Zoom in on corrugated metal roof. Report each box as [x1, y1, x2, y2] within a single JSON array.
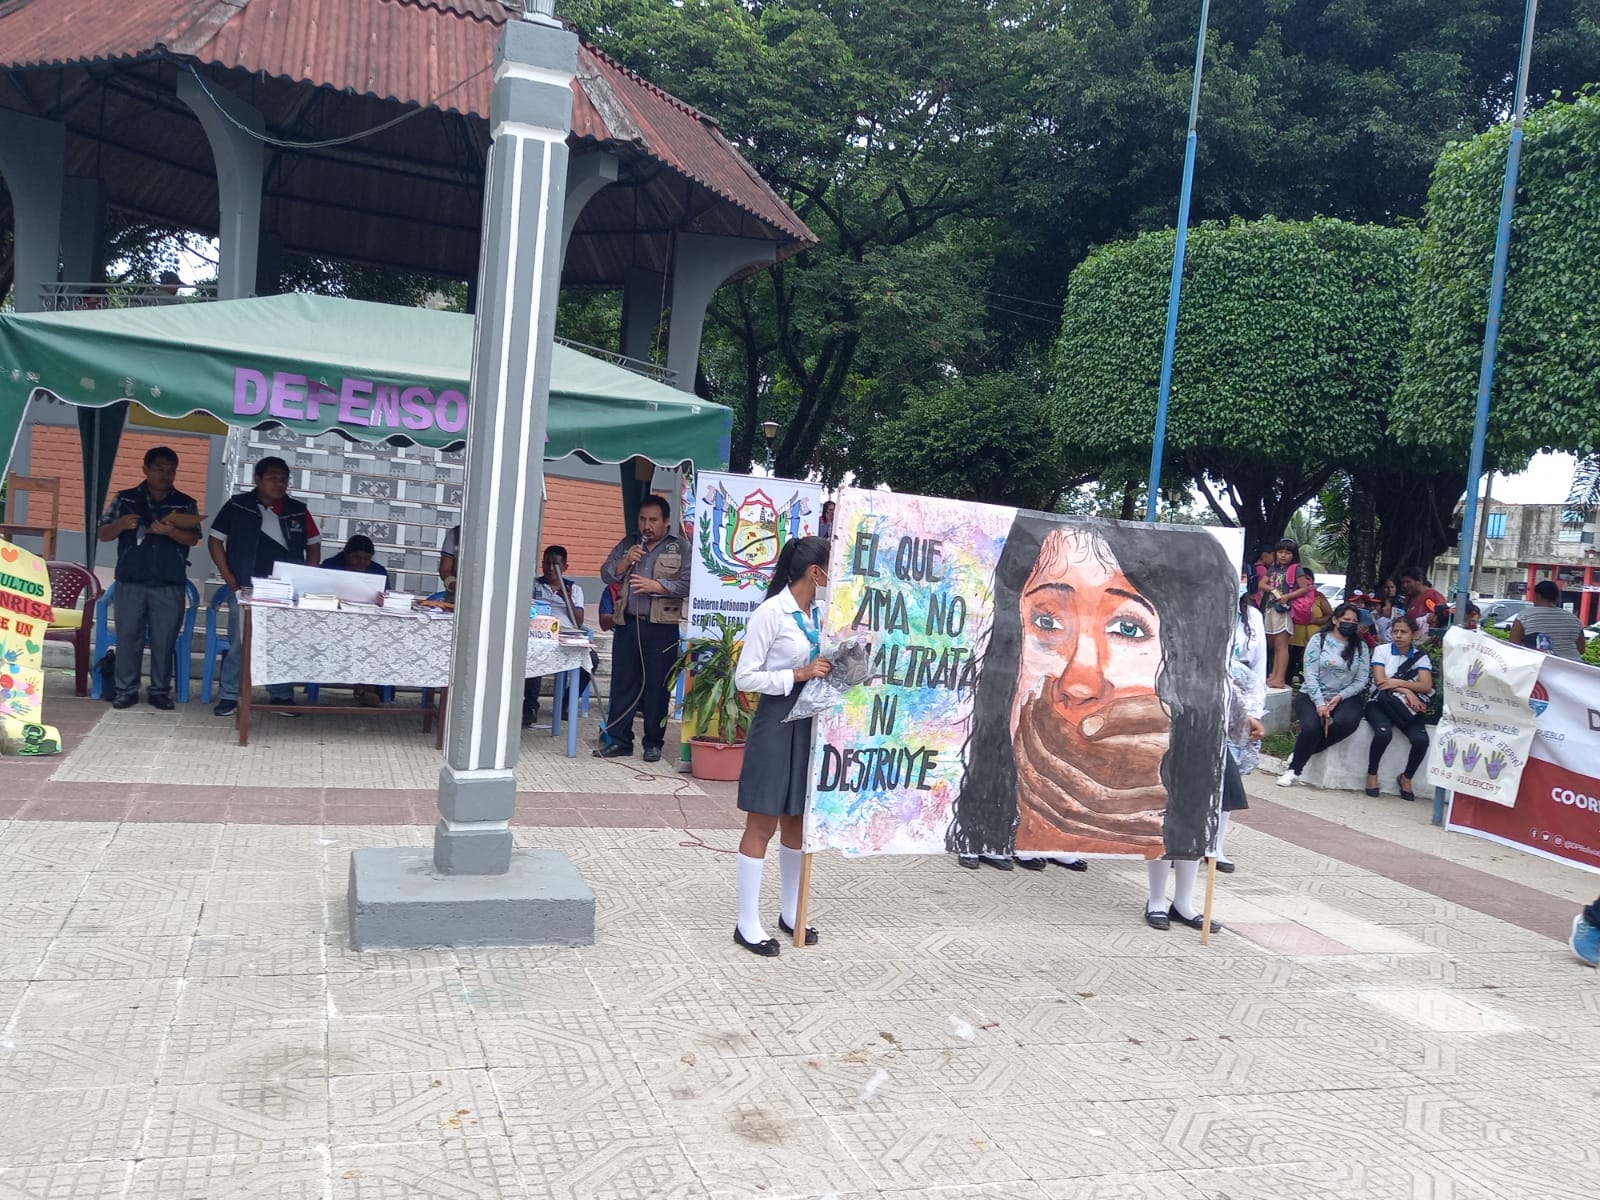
[[0, 0, 814, 254]]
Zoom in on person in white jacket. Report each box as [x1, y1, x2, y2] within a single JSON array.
[[1217, 581, 1267, 871]]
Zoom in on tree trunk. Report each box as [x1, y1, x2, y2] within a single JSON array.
[[1366, 468, 1466, 586], [1345, 482, 1377, 591], [1119, 479, 1138, 521]]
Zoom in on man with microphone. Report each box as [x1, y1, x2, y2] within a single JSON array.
[[597, 495, 689, 761]]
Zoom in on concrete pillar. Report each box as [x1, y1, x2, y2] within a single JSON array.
[[348, 10, 594, 951], [1525, 562, 1538, 596], [59, 178, 107, 287], [665, 233, 775, 392], [619, 267, 667, 364], [431, 16, 582, 875], [0, 111, 65, 313], [560, 153, 618, 264], [176, 72, 264, 299]]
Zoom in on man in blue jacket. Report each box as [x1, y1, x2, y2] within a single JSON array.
[[97, 446, 201, 709], [207, 456, 321, 716]]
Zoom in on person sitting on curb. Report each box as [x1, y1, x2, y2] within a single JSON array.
[[1277, 603, 1371, 787]]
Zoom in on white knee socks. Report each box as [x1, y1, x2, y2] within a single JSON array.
[[736, 853, 768, 943], [1171, 858, 1201, 920], [779, 845, 803, 929], [1145, 859, 1171, 913], [1214, 811, 1233, 864]]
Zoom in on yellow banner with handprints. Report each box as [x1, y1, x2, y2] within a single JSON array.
[[0, 537, 63, 755]]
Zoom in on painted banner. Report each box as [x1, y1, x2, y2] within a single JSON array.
[[687, 472, 823, 639], [1426, 628, 1544, 805], [1448, 654, 1600, 874], [0, 538, 63, 755], [803, 489, 1240, 859]]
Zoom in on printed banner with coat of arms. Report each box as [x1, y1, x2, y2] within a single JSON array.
[[687, 471, 823, 639]]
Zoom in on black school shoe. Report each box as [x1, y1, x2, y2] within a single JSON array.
[[734, 927, 780, 957], [595, 743, 633, 758], [111, 694, 139, 709], [148, 694, 175, 711], [1168, 905, 1224, 934], [642, 746, 663, 763], [1014, 856, 1048, 871], [957, 855, 980, 869], [778, 916, 818, 945], [1144, 908, 1171, 930]]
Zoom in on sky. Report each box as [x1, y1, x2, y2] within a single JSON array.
[[1481, 451, 1578, 505]]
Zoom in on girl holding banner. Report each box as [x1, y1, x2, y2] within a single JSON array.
[[730, 536, 834, 957]]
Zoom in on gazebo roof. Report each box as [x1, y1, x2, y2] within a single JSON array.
[[0, 0, 814, 284]]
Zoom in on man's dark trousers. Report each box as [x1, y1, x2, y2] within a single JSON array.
[[604, 619, 678, 752], [113, 581, 186, 701]]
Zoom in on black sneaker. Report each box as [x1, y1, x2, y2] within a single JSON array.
[[642, 746, 663, 763], [522, 708, 540, 729], [148, 694, 175, 711], [595, 743, 633, 758], [111, 694, 139, 710], [213, 700, 238, 717]]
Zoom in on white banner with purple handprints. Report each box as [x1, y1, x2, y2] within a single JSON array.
[[1426, 628, 1545, 806]]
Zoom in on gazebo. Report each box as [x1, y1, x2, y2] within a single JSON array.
[[0, 0, 813, 564]]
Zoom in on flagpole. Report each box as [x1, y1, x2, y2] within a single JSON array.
[[1434, 0, 1539, 829], [1145, 0, 1211, 523]]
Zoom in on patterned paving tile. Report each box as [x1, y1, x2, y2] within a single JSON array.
[[11, 978, 180, 1032], [0, 1086, 151, 1166], [822, 1110, 1025, 1192], [1035, 1172, 1195, 1200], [141, 1079, 329, 1159], [493, 1060, 665, 1139], [125, 1150, 330, 1200], [331, 1136, 531, 1199], [157, 1024, 328, 1086], [511, 1128, 706, 1199], [328, 1016, 487, 1076], [184, 933, 327, 977], [0, 1160, 133, 1199], [33, 934, 193, 981], [0, 1021, 167, 1089], [175, 975, 328, 1026], [330, 1069, 505, 1144]]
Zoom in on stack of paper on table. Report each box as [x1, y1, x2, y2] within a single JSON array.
[[381, 592, 416, 612], [297, 593, 339, 611], [249, 577, 294, 605]]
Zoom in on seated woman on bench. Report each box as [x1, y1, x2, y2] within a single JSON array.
[[1365, 615, 1433, 801]]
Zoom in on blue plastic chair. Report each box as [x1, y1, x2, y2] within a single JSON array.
[[92, 580, 201, 701], [200, 585, 232, 703]]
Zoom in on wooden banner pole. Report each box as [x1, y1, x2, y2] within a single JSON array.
[[1201, 855, 1218, 947], [792, 852, 814, 947]]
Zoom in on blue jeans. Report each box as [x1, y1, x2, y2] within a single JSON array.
[[218, 594, 293, 703]]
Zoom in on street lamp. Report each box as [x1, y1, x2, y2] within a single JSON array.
[[761, 420, 780, 474]]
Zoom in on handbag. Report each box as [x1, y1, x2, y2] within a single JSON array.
[[1378, 647, 1428, 726]]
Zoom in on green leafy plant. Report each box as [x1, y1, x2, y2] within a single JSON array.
[[665, 612, 755, 746]]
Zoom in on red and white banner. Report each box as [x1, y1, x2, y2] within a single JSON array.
[[1448, 654, 1600, 874]]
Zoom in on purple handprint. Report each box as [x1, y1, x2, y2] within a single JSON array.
[[1441, 740, 1458, 767], [1462, 743, 1482, 771], [1485, 750, 1508, 780], [1466, 658, 1485, 687]]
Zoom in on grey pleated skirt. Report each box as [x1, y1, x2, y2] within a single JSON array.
[[736, 687, 813, 817]]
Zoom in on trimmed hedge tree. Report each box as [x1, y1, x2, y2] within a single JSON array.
[[1052, 217, 1420, 563], [1396, 92, 1600, 462]]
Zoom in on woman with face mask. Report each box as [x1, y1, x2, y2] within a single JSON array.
[[1277, 602, 1371, 787]]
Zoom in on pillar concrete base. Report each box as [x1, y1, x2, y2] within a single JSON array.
[[348, 846, 595, 951]]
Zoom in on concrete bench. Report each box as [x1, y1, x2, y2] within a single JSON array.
[[1263, 686, 1293, 735], [1296, 718, 1430, 796]]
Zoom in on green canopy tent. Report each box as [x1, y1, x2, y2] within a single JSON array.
[[0, 294, 732, 568]]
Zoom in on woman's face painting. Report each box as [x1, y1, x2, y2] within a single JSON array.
[[1009, 528, 1172, 855]]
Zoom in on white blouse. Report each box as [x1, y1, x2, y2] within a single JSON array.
[[734, 587, 821, 697]]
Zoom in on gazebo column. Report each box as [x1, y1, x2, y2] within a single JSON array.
[[176, 73, 264, 299], [60, 178, 107, 288], [348, 7, 593, 949], [559, 153, 619, 264], [664, 233, 775, 393], [619, 267, 666, 363], [0, 111, 65, 313]]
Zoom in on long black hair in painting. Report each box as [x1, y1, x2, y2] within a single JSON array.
[[946, 513, 1236, 860], [766, 535, 830, 599]]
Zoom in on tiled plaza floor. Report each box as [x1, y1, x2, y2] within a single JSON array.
[[3, 693, 1599, 1198]]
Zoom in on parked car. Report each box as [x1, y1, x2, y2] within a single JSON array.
[[1316, 582, 1345, 605], [1479, 598, 1532, 628]]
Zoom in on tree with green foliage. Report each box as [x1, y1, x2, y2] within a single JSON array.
[[1053, 217, 1431, 565], [1395, 91, 1600, 465], [868, 370, 1074, 509]]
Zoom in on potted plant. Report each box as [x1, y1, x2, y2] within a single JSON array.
[[667, 612, 755, 780]]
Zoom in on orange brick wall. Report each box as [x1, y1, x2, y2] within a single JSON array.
[[540, 477, 629, 575], [20, 427, 212, 532]]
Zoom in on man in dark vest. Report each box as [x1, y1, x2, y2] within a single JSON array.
[[97, 445, 202, 709], [207, 456, 322, 716], [597, 495, 689, 762]]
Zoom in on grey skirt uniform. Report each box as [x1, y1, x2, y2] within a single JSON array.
[[736, 686, 813, 816]]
